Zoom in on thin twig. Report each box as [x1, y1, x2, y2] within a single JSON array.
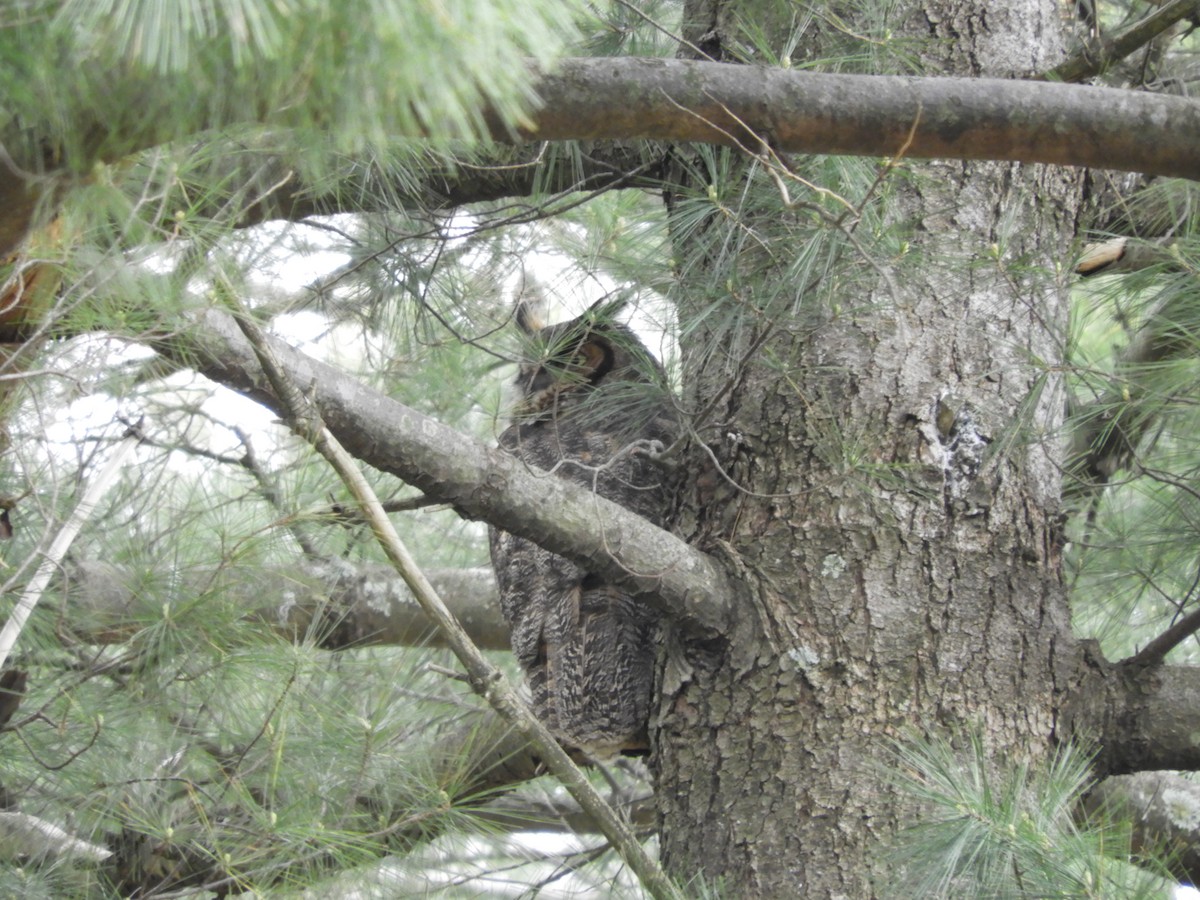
[[0, 425, 142, 669], [1120, 562, 1200, 668], [233, 427, 324, 558], [611, 0, 716, 61], [1042, 0, 1200, 83]]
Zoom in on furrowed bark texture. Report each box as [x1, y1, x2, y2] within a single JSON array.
[[651, 1, 1084, 896]]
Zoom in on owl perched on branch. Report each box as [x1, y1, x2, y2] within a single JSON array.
[[488, 297, 677, 759]]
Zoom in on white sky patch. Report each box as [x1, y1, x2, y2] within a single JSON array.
[[271, 309, 337, 347]]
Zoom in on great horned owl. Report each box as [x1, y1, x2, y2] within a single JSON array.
[[488, 298, 676, 759]]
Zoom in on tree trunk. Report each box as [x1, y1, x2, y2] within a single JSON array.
[[653, 1, 1083, 895]]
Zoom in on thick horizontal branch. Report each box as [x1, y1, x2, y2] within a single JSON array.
[[59, 560, 510, 651], [6, 56, 1200, 258], [1111, 663, 1200, 772], [512, 58, 1200, 181], [221, 61, 1200, 231], [156, 311, 734, 639], [1067, 649, 1200, 774]]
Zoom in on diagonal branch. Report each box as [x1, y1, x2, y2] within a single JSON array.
[[0, 425, 141, 669], [154, 310, 735, 641], [1043, 0, 1200, 84], [1121, 590, 1200, 669]]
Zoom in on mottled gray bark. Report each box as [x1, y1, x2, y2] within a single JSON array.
[[651, 0, 1086, 895]]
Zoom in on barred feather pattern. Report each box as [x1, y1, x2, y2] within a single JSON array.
[[488, 315, 675, 759]]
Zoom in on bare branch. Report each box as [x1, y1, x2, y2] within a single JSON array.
[[1069, 655, 1200, 774], [510, 58, 1200, 181], [1121, 602, 1200, 669], [1114, 664, 1200, 774]]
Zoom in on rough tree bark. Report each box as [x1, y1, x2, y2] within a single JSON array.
[[650, 0, 1084, 895]]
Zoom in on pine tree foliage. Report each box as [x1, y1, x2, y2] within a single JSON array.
[[2, 0, 585, 166], [0, 0, 1198, 895], [887, 734, 1174, 899], [1067, 200, 1200, 662]]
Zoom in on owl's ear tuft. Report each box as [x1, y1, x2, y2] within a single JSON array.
[[515, 277, 550, 334], [515, 300, 543, 334], [584, 291, 630, 326]]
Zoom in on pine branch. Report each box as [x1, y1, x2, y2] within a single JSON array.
[[225, 143, 667, 231], [7, 58, 1200, 257], [1066, 275, 1200, 495]]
